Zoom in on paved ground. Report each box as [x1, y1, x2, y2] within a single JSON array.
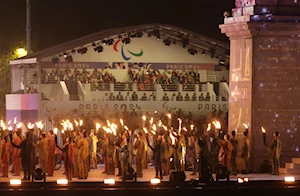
[[0, 164, 299, 182]]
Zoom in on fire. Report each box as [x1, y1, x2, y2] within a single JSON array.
[[243, 123, 248, 129], [190, 124, 194, 130], [142, 115, 146, 121], [74, 120, 79, 127], [0, 120, 6, 130], [167, 114, 171, 119], [96, 123, 101, 130], [162, 125, 168, 131], [149, 117, 153, 124], [79, 120, 83, 126], [207, 123, 211, 131], [53, 128, 58, 135], [16, 123, 22, 129], [35, 121, 44, 129], [261, 127, 266, 133], [120, 119, 124, 126], [158, 120, 162, 127], [14, 117, 17, 124], [27, 122, 34, 129], [143, 127, 148, 134], [212, 120, 221, 129]]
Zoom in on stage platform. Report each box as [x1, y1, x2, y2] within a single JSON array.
[[0, 165, 299, 183]]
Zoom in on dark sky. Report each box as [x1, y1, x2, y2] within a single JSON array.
[[1, 0, 235, 52]]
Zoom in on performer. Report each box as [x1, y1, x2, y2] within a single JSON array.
[[148, 135, 163, 179], [241, 130, 250, 174], [47, 130, 56, 176], [217, 134, 233, 172], [1, 136, 11, 177], [133, 131, 145, 178], [32, 133, 48, 174], [11, 131, 22, 176], [57, 137, 74, 180], [230, 131, 238, 175], [266, 132, 281, 175], [90, 130, 99, 169], [73, 131, 80, 178], [77, 131, 88, 179]]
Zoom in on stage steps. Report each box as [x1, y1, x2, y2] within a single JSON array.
[[279, 158, 300, 174]]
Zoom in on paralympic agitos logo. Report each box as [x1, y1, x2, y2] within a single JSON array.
[[113, 39, 143, 61]]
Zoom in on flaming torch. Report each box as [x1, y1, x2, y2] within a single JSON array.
[[261, 127, 266, 145], [167, 113, 171, 127]]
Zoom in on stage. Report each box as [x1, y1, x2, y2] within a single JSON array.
[[0, 164, 299, 183]]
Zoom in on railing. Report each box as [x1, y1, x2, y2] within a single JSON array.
[[207, 74, 217, 82]]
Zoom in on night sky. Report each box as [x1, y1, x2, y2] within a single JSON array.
[[1, 0, 235, 52]]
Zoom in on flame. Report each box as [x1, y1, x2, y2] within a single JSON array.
[[183, 127, 188, 132], [120, 119, 124, 126], [143, 127, 148, 134], [79, 120, 83, 126], [106, 120, 111, 127], [152, 124, 157, 131], [53, 128, 58, 135], [96, 123, 101, 130], [190, 124, 194, 130], [261, 127, 266, 133], [14, 117, 17, 124], [124, 125, 129, 130], [162, 125, 168, 131], [207, 123, 211, 131], [212, 120, 221, 129], [74, 120, 79, 126], [27, 122, 34, 129], [16, 123, 22, 129], [158, 120, 162, 127], [142, 115, 146, 121], [149, 117, 153, 124], [7, 120, 11, 125], [8, 126, 13, 131], [35, 121, 44, 129], [243, 123, 248, 129], [167, 114, 171, 119], [178, 118, 182, 124], [0, 120, 6, 130]]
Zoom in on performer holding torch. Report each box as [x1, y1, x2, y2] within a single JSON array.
[[262, 127, 281, 175]]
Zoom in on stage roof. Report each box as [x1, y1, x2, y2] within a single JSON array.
[[16, 23, 230, 61]]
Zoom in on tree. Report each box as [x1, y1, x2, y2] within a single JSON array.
[[0, 41, 26, 119]]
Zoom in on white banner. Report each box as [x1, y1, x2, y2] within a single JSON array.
[[41, 100, 227, 116]]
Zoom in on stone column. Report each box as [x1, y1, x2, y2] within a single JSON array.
[[220, 0, 300, 171]]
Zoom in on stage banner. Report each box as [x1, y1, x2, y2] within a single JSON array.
[[39, 62, 215, 70]]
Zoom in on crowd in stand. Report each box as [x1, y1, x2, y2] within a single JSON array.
[[39, 68, 202, 90]]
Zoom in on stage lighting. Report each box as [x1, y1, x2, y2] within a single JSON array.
[[77, 47, 88, 54], [10, 179, 21, 185], [104, 179, 115, 185], [33, 168, 46, 182], [150, 178, 161, 185], [122, 37, 131, 44], [94, 45, 104, 53], [106, 39, 114, 45], [188, 48, 197, 55], [63, 52, 67, 58], [219, 59, 225, 65], [51, 57, 59, 64], [135, 31, 143, 38], [284, 176, 295, 182], [57, 179, 68, 185], [202, 50, 205, 55], [163, 39, 171, 46], [238, 177, 249, 183]]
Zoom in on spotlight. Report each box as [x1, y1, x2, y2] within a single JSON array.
[[219, 59, 225, 65], [51, 57, 59, 64], [77, 47, 88, 54], [238, 177, 249, 183], [101, 40, 107, 45], [148, 32, 151, 38], [202, 50, 205, 55], [94, 45, 104, 53], [32, 168, 46, 182], [181, 38, 189, 48], [163, 39, 171, 46], [156, 36, 160, 40], [63, 52, 67, 58], [106, 39, 114, 45], [65, 56, 73, 63], [150, 178, 161, 185], [57, 179, 68, 185], [104, 179, 115, 185], [135, 31, 143, 37], [122, 37, 131, 44], [188, 48, 197, 55], [10, 179, 21, 185], [284, 176, 295, 182]]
